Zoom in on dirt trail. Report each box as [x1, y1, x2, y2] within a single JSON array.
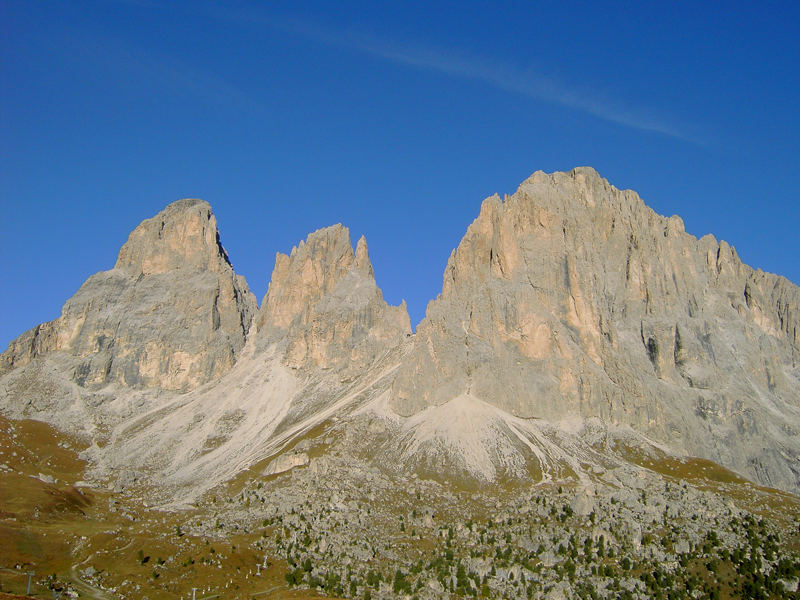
[[68, 566, 114, 600]]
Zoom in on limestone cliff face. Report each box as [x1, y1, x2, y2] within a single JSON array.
[[1, 173, 798, 497], [257, 225, 411, 374], [0, 199, 256, 391], [390, 167, 800, 491]]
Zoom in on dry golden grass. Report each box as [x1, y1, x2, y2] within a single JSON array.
[[0, 416, 343, 599], [2, 415, 797, 599], [614, 439, 800, 533]]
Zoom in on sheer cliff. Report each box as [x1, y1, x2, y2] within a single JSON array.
[[389, 167, 800, 491], [256, 224, 411, 374], [0, 199, 256, 393], [0, 168, 798, 498]]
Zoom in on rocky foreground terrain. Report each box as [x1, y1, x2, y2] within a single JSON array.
[[1, 168, 799, 599], [1, 413, 798, 599]]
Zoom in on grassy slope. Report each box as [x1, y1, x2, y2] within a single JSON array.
[[0, 416, 339, 599]]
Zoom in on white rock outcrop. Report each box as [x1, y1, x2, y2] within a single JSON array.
[[263, 452, 309, 476]]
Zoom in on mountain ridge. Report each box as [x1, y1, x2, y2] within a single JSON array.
[[390, 167, 799, 492], [1, 167, 798, 500]]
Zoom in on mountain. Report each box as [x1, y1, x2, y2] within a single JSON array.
[[1, 168, 798, 499], [390, 167, 800, 492], [0, 199, 256, 392], [2, 168, 799, 599], [256, 223, 411, 374], [1, 203, 412, 503]]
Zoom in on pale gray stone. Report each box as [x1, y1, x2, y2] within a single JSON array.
[[389, 167, 800, 493], [1, 199, 256, 393], [263, 452, 309, 476], [0, 168, 798, 501]]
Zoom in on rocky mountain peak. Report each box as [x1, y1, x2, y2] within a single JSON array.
[[114, 198, 232, 275], [355, 235, 374, 278], [257, 224, 357, 331], [257, 225, 410, 372], [0, 169, 797, 503], [1, 199, 256, 392], [392, 167, 800, 492]]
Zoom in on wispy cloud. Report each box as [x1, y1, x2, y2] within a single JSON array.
[[226, 11, 701, 144]]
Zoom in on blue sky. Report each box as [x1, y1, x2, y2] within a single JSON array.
[[2, 1, 799, 347]]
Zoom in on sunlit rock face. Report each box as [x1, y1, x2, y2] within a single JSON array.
[[256, 224, 411, 375], [390, 167, 800, 492], [0, 199, 256, 392], [0, 169, 798, 498]]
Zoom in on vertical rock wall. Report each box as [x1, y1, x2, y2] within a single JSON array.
[[390, 167, 800, 491], [1, 199, 257, 392], [257, 224, 411, 375]]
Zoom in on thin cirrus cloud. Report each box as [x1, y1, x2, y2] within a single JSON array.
[[124, 4, 701, 144], [267, 18, 703, 145]]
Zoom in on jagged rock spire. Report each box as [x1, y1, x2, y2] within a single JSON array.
[[258, 224, 355, 331], [257, 224, 410, 372], [355, 235, 374, 278]]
